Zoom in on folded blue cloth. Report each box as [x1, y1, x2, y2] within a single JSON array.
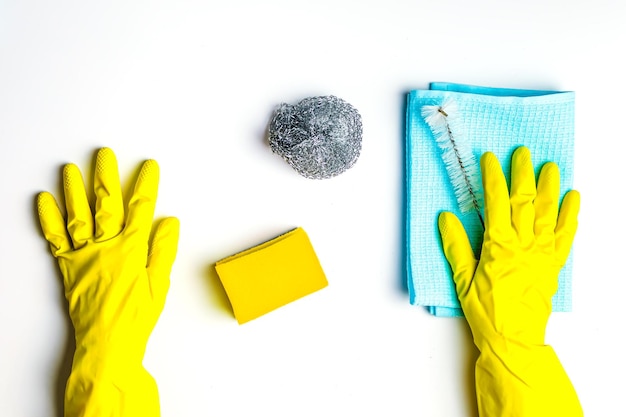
[[405, 82, 576, 317]]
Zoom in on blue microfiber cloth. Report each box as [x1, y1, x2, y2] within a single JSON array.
[[405, 82, 576, 317]]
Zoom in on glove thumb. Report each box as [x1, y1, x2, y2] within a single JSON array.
[[438, 211, 478, 297], [147, 216, 180, 302]]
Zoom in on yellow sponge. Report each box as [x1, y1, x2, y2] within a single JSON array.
[[215, 227, 327, 324]]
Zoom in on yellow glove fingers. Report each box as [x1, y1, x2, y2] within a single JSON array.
[[94, 148, 125, 241], [147, 217, 180, 302], [126, 159, 160, 238], [534, 162, 560, 244], [555, 190, 581, 265], [63, 163, 94, 249], [509, 147, 537, 245], [37, 191, 72, 255], [438, 211, 478, 297], [480, 152, 512, 239]]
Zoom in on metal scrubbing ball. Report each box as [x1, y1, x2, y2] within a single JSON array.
[[268, 96, 363, 179]]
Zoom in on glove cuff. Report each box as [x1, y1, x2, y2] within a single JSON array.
[[475, 341, 583, 417]]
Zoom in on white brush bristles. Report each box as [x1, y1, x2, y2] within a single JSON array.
[[421, 99, 483, 215]]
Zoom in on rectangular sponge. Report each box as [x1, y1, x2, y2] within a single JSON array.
[[215, 227, 328, 324]]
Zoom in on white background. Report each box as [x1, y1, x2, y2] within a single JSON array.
[[1, 1, 624, 416]]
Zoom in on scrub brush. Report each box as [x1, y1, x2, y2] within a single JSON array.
[[421, 98, 484, 228]]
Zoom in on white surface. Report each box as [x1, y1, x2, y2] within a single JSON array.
[[1, 1, 624, 416]]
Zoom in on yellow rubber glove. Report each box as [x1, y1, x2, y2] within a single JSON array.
[[438, 146, 583, 417], [36, 148, 180, 417]]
